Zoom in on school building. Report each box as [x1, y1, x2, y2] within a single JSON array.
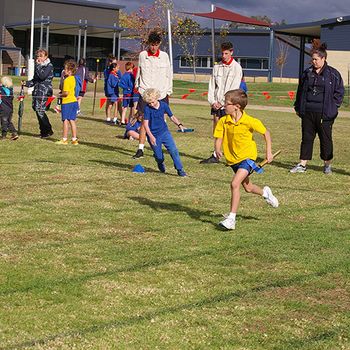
[[173, 15, 350, 82], [0, 0, 124, 76]]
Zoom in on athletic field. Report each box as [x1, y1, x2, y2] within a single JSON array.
[[0, 88, 349, 349]]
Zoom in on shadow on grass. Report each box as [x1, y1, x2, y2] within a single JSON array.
[[3, 266, 341, 350], [272, 160, 350, 176], [90, 159, 160, 174], [129, 196, 259, 225]]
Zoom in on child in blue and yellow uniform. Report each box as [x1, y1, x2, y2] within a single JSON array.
[[124, 114, 142, 140], [142, 88, 187, 177], [119, 61, 135, 125], [214, 89, 279, 230], [56, 60, 80, 145]]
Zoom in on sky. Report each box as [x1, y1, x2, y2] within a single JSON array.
[[91, 0, 349, 26]]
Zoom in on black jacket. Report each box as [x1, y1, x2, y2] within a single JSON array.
[[25, 59, 54, 97], [294, 63, 344, 121]]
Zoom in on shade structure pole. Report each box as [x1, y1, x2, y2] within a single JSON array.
[[268, 28, 274, 82], [211, 4, 215, 65], [83, 19, 87, 59], [77, 19, 82, 62], [167, 8, 173, 72]]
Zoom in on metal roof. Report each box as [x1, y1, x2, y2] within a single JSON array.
[[5, 19, 124, 38], [39, 0, 124, 10], [273, 15, 350, 37]]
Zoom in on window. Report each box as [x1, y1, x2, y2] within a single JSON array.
[[179, 56, 212, 69], [237, 57, 269, 70]]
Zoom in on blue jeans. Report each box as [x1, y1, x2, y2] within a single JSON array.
[[150, 131, 183, 170]]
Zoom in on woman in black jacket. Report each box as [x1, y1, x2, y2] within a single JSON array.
[[23, 49, 54, 138], [291, 43, 344, 174]]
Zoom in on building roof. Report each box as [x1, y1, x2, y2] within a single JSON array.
[[185, 6, 270, 28], [273, 15, 350, 37], [6, 19, 124, 38], [40, 0, 124, 10]]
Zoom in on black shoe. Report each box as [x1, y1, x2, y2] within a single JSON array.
[[41, 131, 54, 139], [200, 155, 219, 164], [133, 149, 144, 159], [10, 134, 19, 140]]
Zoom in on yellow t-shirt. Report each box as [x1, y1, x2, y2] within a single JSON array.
[[213, 111, 267, 165], [62, 75, 77, 104]]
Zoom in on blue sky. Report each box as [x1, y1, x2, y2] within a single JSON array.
[[91, 0, 349, 25]]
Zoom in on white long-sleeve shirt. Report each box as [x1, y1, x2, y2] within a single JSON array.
[[135, 50, 173, 99], [208, 59, 243, 107]]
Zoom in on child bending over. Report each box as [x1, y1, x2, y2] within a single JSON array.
[[214, 89, 279, 230], [142, 88, 187, 177]]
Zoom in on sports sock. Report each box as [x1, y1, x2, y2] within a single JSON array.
[[227, 212, 236, 220], [139, 144, 145, 151]]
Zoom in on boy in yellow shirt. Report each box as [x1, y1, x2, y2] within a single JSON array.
[[214, 89, 279, 230], [56, 60, 79, 145]]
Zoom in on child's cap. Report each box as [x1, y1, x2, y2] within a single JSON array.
[[132, 164, 145, 173]]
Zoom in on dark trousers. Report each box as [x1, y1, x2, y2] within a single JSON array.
[[0, 109, 17, 136], [300, 112, 334, 161], [32, 95, 53, 136]]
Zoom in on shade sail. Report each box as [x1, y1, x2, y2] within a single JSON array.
[[185, 6, 270, 27]]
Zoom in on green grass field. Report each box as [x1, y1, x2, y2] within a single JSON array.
[[10, 76, 350, 110], [0, 96, 349, 349]]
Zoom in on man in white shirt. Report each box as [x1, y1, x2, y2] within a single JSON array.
[[200, 42, 243, 164], [132, 31, 173, 159]]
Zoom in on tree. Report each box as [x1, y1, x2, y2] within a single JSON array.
[[173, 17, 204, 82], [276, 39, 289, 82], [119, 0, 175, 51]]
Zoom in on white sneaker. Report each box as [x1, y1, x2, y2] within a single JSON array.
[[219, 217, 236, 230], [263, 186, 279, 208]]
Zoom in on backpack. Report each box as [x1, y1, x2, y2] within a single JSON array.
[[74, 75, 82, 98]]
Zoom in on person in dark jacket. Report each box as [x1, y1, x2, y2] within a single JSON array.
[[291, 43, 344, 174], [0, 76, 18, 140], [23, 49, 54, 138], [76, 58, 96, 116]]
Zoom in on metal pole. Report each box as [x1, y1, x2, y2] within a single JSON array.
[[46, 16, 50, 51], [18, 50, 21, 76], [112, 23, 116, 56], [211, 4, 215, 66], [117, 32, 121, 61], [268, 28, 274, 83], [28, 0, 35, 80], [77, 19, 82, 62], [40, 15, 44, 48], [83, 20, 87, 59], [0, 49, 2, 76], [167, 9, 173, 72]]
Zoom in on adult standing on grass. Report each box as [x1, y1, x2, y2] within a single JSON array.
[[200, 42, 242, 164], [132, 30, 173, 159], [290, 42, 344, 174], [23, 49, 54, 138]]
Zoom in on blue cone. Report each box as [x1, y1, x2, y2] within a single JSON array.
[[132, 164, 145, 173]]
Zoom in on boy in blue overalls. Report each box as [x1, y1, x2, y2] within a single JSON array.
[[142, 88, 187, 177]]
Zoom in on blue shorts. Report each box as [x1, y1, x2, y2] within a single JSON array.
[[133, 93, 140, 104], [109, 94, 119, 103], [122, 94, 134, 108], [61, 101, 78, 121], [230, 159, 253, 173], [211, 107, 226, 118]]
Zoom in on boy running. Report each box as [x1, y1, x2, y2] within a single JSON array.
[[214, 89, 279, 230]]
